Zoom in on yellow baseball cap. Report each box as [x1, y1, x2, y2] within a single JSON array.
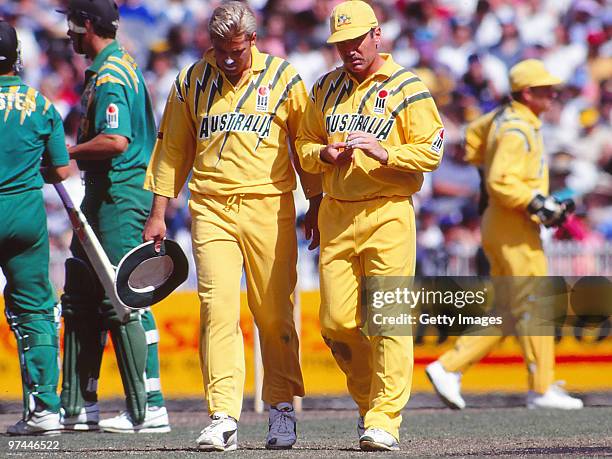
[[327, 1, 378, 44], [509, 59, 562, 92]]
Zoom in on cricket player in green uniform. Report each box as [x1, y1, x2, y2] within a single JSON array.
[[57, 0, 169, 433], [1, 21, 70, 435]]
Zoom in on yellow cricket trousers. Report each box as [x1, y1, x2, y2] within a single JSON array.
[[189, 192, 304, 420], [318, 195, 415, 440], [439, 205, 554, 393]]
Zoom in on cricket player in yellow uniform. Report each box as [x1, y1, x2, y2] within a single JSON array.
[[297, 1, 444, 451], [142, 1, 322, 451], [426, 59, 583, 411]]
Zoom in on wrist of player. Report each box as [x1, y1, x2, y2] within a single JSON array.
[[363, 146, 388, 164], [377, 146, 389, 165], [319, 146, 333, 164], [348, 140, 387, 164]]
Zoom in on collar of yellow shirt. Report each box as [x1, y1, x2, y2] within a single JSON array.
[[509, 99, 543, 129], [341, 53, 398, 86]]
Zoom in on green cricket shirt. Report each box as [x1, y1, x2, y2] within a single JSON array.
[[77, 40, 156, 173], [0, 75, 69, 195]]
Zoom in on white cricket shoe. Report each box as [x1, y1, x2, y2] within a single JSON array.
[[357, 416, 365, 438], [197, 413, 238, 451], [7, 410, 62, 436], [527, 382, 584, 410], [61, 402, 100, 431], [426, 361, 466, 410], [99, 406, 171, 433], [266, 402, 297, 449], [359, 428, 400, 451]]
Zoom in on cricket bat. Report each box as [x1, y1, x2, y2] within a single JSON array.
[[53, 183, 130, 322]]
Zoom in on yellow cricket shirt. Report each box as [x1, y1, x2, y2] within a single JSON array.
[[479, 101, 549, 210], [144, 46, 321, 198], [296, 53, 444, 201]]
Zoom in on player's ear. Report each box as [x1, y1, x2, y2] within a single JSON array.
[[249, 32, 257, 46], [521, 87, 532, 104], [85, 18, 95, 34]]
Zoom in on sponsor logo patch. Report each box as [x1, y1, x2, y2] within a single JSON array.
[[106, 103, 119, 129], [256, 85, 269, 112], [374, 89, 388, 114], [431, 128, 444, 154]]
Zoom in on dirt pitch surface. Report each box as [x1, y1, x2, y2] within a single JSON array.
[[1, 395, 611, 458]]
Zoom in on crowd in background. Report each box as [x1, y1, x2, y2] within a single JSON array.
[[1, 0, 611, 288]]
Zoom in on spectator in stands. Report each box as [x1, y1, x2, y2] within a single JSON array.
[[489, 7, 525, 69]]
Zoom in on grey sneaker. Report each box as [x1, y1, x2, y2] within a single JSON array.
[[266, 402, 296, 449]]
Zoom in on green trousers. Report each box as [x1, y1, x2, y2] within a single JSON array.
[[1, 190, 60, 415]]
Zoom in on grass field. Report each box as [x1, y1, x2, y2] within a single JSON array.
[[1, 396, 611, 457]]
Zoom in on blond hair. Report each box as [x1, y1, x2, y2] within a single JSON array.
[[209, 1, 257, 40]]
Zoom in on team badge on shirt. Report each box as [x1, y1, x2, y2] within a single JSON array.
[[431, 128, 444, 154], [256, 85, 269, 112], [106, 103, 119, 129], [373, 89, 388, 114]]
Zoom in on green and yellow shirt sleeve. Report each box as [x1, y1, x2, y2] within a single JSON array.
[[93, 77, 133, 141], [76, 41, 155, 173]]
